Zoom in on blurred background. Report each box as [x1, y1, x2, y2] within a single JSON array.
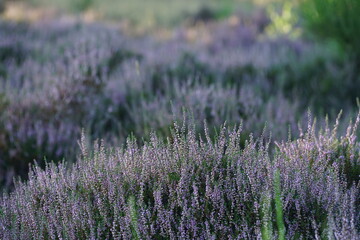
[[0, 0, 359, 191], [1, 0, 260, 31]]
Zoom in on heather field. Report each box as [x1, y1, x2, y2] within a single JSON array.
[[0, 0, 359, 239]]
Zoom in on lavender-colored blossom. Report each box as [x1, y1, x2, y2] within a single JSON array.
[[0, 114, 359, 239]]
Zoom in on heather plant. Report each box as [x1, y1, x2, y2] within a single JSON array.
[[0, 114, 359, 239], [0, 12, 359, 192], [0, 4, 359, 239], [274, 112, 360, 238], [0, 22, 135, 189]]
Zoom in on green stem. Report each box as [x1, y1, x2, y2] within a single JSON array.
[[128, 195, 140, 240], [274, 169, 286, 240]]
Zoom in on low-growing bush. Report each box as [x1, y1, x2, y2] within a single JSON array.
[[0, 16, 358, 192], [0, 114, 359, 239]]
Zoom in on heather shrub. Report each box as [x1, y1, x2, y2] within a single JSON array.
[[266, 44, 356, 112], [0, 16, 358, 192], [0, 22, 134, 189], [0, 4, 359, 238], [0, 114, 359, 239], [274, 112, 360, 238], [107, 58, 300, 142]]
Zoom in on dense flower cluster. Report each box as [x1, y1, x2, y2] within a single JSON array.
[[1, 15, 357, 190], [0, 115, 359, 239]]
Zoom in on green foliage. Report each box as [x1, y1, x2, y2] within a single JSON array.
[[128, 195, 140, 240], [266, 1, 301, 38], [23, 0, 244, 28], [300, 0, 360, 60], [213, 0, 235, 20], [71, 0, 94, 11], [261, 191, 273, 240], [0, 42, 27, 64], [261, 170, 287, 240], [274, 170, 285, 240]]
